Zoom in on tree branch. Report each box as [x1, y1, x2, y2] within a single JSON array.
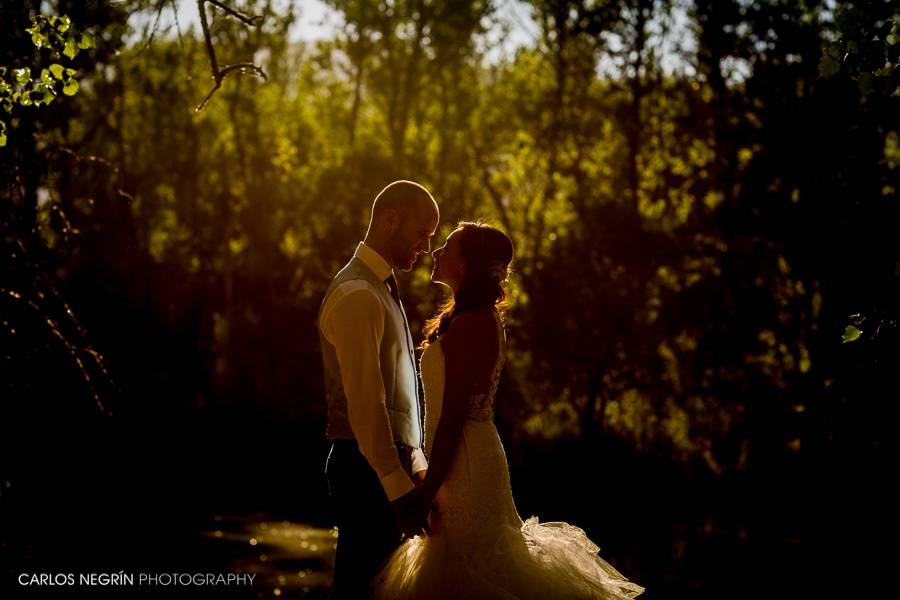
[[205, 0, 264, 26], [195, 0, 267, 112], [133, 0, 168, 57], [1, 287, 111, 416]]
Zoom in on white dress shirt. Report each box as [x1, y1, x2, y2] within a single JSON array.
[[320, 242, 427, 501]]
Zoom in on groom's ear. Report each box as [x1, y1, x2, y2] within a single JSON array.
[[384, 207, 400, 232]]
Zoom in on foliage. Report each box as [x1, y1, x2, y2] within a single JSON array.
[[0, 14, 93, 147], [3, 0, 895, 457]]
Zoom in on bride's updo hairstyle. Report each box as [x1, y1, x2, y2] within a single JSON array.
[[422, 222, 514, 348]]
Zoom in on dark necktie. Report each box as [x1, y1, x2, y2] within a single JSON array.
[[384, 272, 402, 309]]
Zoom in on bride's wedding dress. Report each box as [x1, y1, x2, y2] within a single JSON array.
[[373, 312, 644, 599]]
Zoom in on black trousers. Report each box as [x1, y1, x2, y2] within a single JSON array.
[[326, 440, 403, 600]]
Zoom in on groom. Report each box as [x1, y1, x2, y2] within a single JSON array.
[[318, 180, 439, 599]]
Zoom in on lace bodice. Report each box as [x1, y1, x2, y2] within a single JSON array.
[[419, 310, 505, 456]]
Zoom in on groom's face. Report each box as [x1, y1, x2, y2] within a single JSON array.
[[391, 205, 439, 271]]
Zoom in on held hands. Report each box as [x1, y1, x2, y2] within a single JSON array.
[[390, 488, 433, 538], [412, 470, 437, 535]]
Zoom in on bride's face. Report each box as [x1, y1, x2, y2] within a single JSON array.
[[431, 229, 465, 291]]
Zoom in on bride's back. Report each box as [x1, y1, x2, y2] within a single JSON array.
[[420, 308, 520, 541], [420, 308, 506, 451]]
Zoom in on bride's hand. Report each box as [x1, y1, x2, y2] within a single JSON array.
[[391, 489, 429, 538], [417, 493, 436, 536]]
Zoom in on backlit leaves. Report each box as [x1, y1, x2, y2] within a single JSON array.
[[842, 325, 862, 344], [0, 14, 94, 146], [62, 78, 79, 96]]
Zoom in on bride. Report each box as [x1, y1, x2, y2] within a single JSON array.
[[372, 222, 644, 599]]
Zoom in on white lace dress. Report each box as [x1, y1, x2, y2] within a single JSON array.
[[372, 312, 644, 600]]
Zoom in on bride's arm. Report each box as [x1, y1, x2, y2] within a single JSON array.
[[419, 309, 499, 506]]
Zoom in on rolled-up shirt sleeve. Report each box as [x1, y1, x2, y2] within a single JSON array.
[[323, 285, 415, 501], [410, 447, 427, 475]]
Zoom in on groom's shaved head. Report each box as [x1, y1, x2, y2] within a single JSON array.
[[365, 180, 440, 271], [371, 180, 439, 223]]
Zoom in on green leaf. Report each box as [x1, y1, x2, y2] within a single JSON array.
[[78, 31, 95, 50], [842, 325, 863, 343], [42, 86, 56, 106], [40, 68, 53, 84], [56, 15, 71, 34], [14, 68, 31, 84], [0, 120, 6, 147], [63, 78, 79, 96], [63, 36, 78, 59], [49, 64, 64, 80]]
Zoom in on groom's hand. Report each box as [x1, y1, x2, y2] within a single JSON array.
[[412, 469, 426, 488], [390, 489, 431, 538]]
